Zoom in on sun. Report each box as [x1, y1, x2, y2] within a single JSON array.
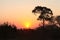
[[24, 22, 31, 29]]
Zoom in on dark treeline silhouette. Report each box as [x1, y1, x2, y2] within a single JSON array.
[[0, 23, 60, 40]]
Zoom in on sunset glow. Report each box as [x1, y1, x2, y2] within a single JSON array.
[[0, 0, 60, 29], [24, 22, 31, 29]]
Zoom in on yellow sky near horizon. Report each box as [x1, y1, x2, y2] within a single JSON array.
[[0, 0, 60, 29]]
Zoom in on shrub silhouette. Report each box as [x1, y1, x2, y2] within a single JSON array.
[[0, 23, 17, 39]]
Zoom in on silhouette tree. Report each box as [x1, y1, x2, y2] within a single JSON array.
[[32, 6, 53, 28]]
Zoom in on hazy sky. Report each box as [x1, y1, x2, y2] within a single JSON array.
[[0, 0, 60, 29]]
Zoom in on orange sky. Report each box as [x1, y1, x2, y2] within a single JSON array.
[[0, 0, 60, 29]]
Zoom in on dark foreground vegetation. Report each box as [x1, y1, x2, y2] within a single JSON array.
[[0, 23, 60, 40]]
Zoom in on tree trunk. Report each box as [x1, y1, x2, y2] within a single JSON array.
[[43, 18, 44, 28]]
